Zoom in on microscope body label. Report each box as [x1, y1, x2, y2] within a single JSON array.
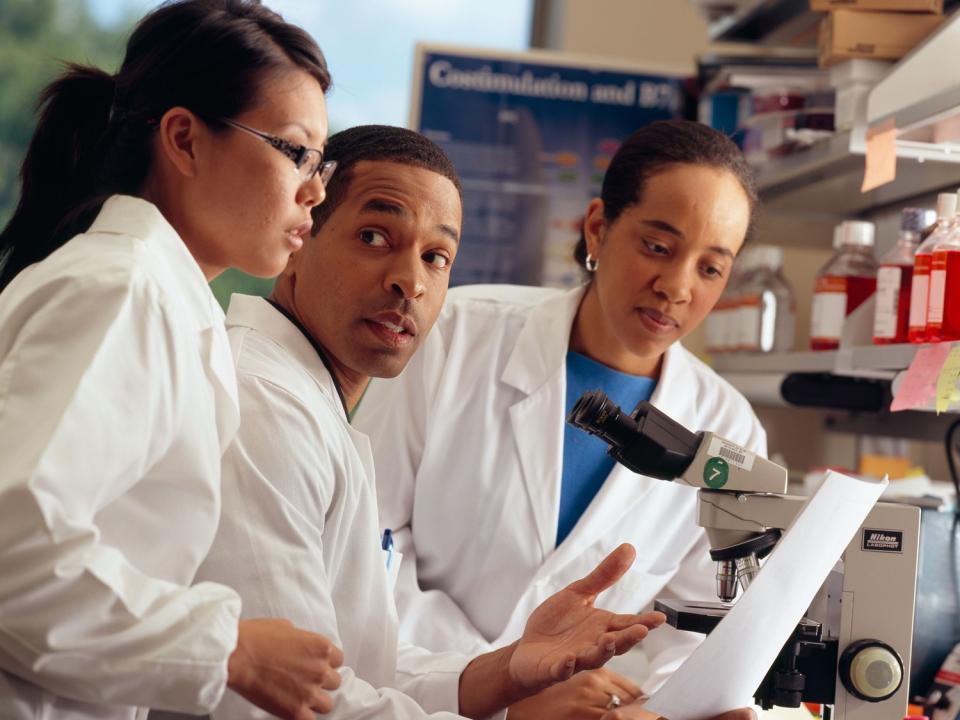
[[707, 436, 755, 471], [861, 528, 903, 553]]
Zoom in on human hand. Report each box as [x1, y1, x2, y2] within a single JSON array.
[[601, 706, 757, 720], [507, 668, 645, 720], [509, 543, 665, 689], [227, 618, 344, 720]]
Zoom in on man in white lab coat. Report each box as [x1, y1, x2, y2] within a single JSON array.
[[182, 125, 683, 720], [355, 120, 766, 719]]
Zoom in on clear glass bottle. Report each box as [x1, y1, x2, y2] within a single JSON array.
[[738, 245, 795, 353], [909, 192, 957, 343], [873, 207, 935, 345], [810, 221, 878, 351]]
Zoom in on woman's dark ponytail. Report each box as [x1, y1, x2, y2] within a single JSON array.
[[0, 0, 331, 292], [0, 65, 118, 289]]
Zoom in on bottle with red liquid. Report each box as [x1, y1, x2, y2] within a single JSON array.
[[908, 192, 957, 343], [810, 221, 878, 351], [873, 207, 936, 345], [928, 203, 960, 342]]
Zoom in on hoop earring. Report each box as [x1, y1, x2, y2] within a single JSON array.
[[585, 253, 599, 272]]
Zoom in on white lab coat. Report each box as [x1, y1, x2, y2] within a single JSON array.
[[0, 196, 242, 719], [188, 295, 484, 720], [355, 283, 768, 693]]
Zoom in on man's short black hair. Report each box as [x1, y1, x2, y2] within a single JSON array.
[[311, 125, 461, 234]]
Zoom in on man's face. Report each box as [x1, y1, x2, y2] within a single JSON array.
[[287, 160, 462, 381]]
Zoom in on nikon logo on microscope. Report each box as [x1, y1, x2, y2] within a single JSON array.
[[861, 528, 903, 553]]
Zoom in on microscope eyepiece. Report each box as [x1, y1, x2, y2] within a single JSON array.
[[568, 391, 640, 449], [567, 390, 701, 480]]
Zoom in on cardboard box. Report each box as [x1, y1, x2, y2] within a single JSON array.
[[818, 9, 945, 67], [811, 0, 942, 11]]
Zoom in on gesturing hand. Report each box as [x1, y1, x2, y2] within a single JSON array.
[[509, 543, 666, 689]]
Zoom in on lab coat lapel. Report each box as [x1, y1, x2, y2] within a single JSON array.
[[199, 309, 240, 454], [504, 286, 587, 561], [540, 343, 697, 577], [97, 196, 241, 454]]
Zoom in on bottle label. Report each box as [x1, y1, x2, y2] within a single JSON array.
[[759, 289, 777, 353], [929, 254, 947, 325], [873, 266, 902, 339], [811, 276, 847, 342], [706, 308, 727, 353], [739, 293, 761, 351], [909, 273, 929, 330]]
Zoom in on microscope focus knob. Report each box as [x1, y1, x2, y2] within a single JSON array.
[[839, 640, 904, 702]]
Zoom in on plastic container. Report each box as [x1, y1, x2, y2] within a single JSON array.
[[873, 207, 935, 345], [811, 221, 878, 350], [706, 260, 746, 355], [908, 192, 957, 343], [737, 245, 795, 353], [731, 249, 761, 352]]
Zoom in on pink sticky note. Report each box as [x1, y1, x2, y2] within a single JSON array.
[[891, 344, 953, 412]]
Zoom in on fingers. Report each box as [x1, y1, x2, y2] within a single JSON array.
[[714, 710, 757, 720], [566, 543, 637, 598], [319, 664, 342, 691], [310, 688, 335, 714], [305, 630, 344, 667], [606, 671, 643, 702], [574, 635, 617, 669], [549, 653, 577, 682], [607, 624, 654, 656], [607, 610, 666, 631]]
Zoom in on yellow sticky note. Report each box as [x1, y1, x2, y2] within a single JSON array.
[[935, 345, 960, 414], [862, 119, 897, 193]]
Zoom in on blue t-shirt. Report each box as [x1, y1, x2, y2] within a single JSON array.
[[557, 350, 656, 546]]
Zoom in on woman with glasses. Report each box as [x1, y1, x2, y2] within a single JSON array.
[[0, 2, 342, 719]]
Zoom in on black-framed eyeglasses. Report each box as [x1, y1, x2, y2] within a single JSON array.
[[220, 118, 336, 186]]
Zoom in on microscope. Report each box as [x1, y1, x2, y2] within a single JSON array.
[[568, 391, 921, 720]]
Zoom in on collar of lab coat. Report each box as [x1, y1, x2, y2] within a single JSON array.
[[225, 294, 348, 422], [88, 195, 239, 452], [88, 195, 224, 331], [501, 284, 587, 395], [499, 282, 690, 400]]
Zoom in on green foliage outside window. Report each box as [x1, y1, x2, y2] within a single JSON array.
[[0, 0, 276, 309]]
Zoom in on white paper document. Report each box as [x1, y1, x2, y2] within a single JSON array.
[[644, 470, 887, 720]]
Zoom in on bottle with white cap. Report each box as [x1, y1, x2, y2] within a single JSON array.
[[873, 207, 936, 345], [908, 192, 957, 343], [737, 245, 795, 353], [810, 220, 878, 351]]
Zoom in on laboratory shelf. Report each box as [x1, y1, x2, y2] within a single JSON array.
[[868, 10, 960, 159], [700, 0, 819, 46], [714, 342, 949, 377], [715, 343, 960, 418], [713, 349, 838, 375], [717, 5, 960, 215], [756, 131, 960, 215]]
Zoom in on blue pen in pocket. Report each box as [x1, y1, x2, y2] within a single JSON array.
[[381, 528, 394, 571]]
